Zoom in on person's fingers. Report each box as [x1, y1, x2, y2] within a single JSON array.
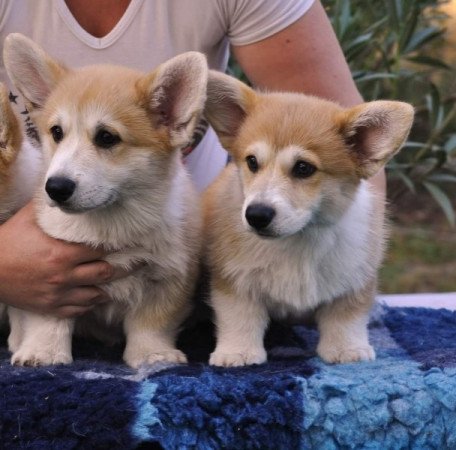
[[55, 305, 96, 319], [52, 289, 108, 317], [53, 286, 108, 308], [68, 261, 115, 286], [56, 240, 106, 265], [69, 260, 145, 286]]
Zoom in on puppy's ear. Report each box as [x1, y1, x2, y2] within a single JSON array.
[[3, 33, 68, 111], [205, 71, 257, 151], [340, 101, 414, 179], [139, 51, 208, 149]]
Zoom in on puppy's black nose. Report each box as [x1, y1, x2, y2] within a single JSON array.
[[45, 177, 76, 203], [245, 204, 276, 230]]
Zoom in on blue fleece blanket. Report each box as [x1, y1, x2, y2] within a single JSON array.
[[1, 304, 456, 449]]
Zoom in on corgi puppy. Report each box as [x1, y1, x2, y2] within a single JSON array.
[[203, 71, 414, 367], [2, 33, 205, 368], [0, 83, 42, 327]]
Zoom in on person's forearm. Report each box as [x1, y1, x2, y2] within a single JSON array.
[[232, 2, 363, 106]]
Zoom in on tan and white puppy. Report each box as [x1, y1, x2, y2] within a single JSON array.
[[2, 33, 205, 368], [0, 83, 42, 327], [203, 71, 414, 367]]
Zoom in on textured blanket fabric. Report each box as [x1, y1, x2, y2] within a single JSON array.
[[1, 305, 456, 449]]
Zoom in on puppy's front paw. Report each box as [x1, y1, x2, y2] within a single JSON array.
[[124, 349, 187, 369], [317, 343, 375, 364], [11, 346, 73, 367], [7, 333, 22, 354], [209, 348, 267, 367]]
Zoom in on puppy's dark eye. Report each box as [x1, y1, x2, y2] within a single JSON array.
[[246, 155, 259, 173], [94, 129, 121, 149], [292, 160, 317, 178], [50, 125, 63, 143]]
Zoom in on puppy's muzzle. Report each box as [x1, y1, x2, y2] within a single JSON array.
[[45, 177, 76, 203], [245, 204, 276, 232]]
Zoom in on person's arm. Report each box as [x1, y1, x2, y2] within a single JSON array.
[[231, 0, 385, 194], [0, 202, 121, 318]]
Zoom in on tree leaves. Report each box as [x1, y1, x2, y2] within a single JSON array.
[[325, 0, 455, 226]]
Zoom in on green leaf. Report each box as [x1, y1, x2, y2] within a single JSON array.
[[354, 72, 398, 82], [403, 27, 444, 53], [405, 55, 451, 70], [399, 5, 419, 52], [386, 0, 401, 30], [435, 105, 445, 130], [427, 174, 456, 183], [422, 181, 455, 227], [344, 32, 373, 58], [444, 134, 456, 153], [365, 16, 388, 34], [396, 170, 417, 193], [402, 141, 427, 149], [425, 83, 441, 128], [338, 0, 351, 39], [387, 161, 414, 169]]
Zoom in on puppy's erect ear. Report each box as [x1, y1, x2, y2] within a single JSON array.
[[3, 33, 68, 111], [340, 101, 414, 179], [139, 51, 208, 149], [205, 71, 257, 151]]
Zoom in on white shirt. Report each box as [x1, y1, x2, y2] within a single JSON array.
[[0, 0, 314, 191]]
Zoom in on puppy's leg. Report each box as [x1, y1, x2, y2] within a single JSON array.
[[7, 307, 24, 353], [209, 279, 269, 367], [123, 282, 191, 368], [316, 281, 376, 364], [11, 313, 74, 366]]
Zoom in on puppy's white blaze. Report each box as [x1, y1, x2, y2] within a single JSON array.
[[45, 136, 81, 179]]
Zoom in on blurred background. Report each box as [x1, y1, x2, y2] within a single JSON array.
[[231, 0, 456, 294]]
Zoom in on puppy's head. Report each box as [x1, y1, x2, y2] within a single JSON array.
[[205, 71, 414, 237], [3, 33, 207, 213]]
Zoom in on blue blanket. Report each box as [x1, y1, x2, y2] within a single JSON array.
[[1, 305, 456, 449]]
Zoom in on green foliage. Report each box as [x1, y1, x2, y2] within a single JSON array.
[[325, 0, 456, 225]]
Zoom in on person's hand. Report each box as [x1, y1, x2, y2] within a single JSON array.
[[0, 201, 123, 318]]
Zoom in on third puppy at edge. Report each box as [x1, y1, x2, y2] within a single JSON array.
[[203, 71, 414, 367]]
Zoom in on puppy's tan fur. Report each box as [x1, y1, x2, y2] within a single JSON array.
[[203, 72, 414, 366], [1, 34, 205, 368]]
